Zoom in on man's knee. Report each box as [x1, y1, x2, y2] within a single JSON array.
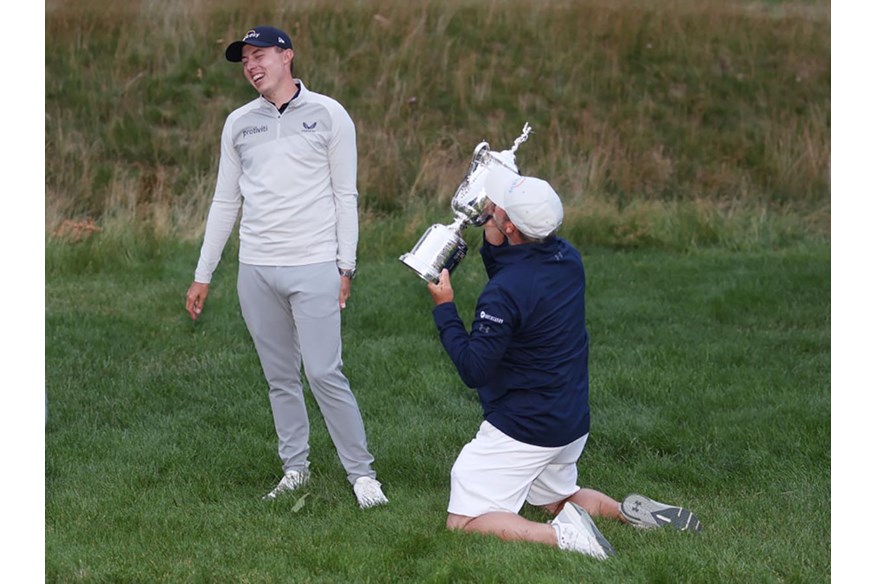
[[447, 513, 475, 531]]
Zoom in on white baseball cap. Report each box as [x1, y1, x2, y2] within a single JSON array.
[[484, 165, 564, 239]]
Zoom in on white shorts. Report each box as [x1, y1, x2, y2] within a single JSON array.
[[448, 420, 588, 517]]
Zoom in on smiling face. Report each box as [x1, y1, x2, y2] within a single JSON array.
[[240, 44, 295, 103]]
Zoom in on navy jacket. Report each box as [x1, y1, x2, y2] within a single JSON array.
[[432, 235, 590, 447]]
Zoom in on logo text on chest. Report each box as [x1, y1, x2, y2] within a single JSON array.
[[242, 125, 268, 138]]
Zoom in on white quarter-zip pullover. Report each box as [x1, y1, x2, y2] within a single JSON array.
[[194, 80, 359, 283]]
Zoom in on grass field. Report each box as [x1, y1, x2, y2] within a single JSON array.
[[38, 0, 837, 580], [44, 235, 830, 582]]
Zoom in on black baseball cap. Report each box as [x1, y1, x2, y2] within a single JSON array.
[[225, 26, 293, 62]]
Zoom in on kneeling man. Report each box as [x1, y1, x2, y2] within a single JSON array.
[[426, 168, 701, 559]]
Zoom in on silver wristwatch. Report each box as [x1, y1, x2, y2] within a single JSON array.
[[338, 267, 357, 280]]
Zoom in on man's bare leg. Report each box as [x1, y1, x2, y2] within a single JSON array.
[[567, 488, 625, 522], [447, 512, 558, 546]]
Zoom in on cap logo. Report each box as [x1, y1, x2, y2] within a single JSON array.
[[243, 30, 260, 41], [277, 37, 286, 44], [508, 177, 525, 192]]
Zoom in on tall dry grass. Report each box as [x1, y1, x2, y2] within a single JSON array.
[[45, 0, 830, 248]]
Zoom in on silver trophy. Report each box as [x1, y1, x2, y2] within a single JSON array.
[[400, 123, 533, 283]]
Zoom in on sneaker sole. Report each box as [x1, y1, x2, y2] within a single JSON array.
[[567, 503, 617, 558], [357, 496, 389, 509], [621, 494, 702, 532]]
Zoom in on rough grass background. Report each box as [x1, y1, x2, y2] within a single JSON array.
[[45, 0, 829, 250]]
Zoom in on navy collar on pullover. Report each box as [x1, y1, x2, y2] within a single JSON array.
[[480, 235, 564, 279]]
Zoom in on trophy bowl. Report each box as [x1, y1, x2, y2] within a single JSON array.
[[451, 143, 522, 226], [399, 122, 532, 284]]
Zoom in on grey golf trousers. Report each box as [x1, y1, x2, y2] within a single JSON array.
[[237, 262, 376, 484]]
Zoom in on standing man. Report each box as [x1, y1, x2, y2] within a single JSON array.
[[185, 25, 388, 509], [426, 166, 700, 558]]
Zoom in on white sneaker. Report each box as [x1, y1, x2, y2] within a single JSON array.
[[551, 502, 616, 559], [621, 493, 702, 532], [353, 476, 389, 509], [263, 469, 311, 501]]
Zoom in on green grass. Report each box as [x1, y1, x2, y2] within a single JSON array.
[[45, 236, 830, 582]]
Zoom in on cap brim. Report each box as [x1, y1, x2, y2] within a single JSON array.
[[484, 163, 522, 209], [225, 39, 275, 62]]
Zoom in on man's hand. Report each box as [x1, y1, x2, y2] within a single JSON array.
[[186, 282, 210, 321], [427, 269, 454, 305], [339, 275, 352, 310]]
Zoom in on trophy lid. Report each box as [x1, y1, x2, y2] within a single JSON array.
[[488, 149, 519, 174], [450, 123, 532, 224]]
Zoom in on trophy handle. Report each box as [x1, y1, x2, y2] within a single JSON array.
[[467, 141, 491, 176]]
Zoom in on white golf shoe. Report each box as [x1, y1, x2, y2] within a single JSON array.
[[551, 502, 616, 559], [353, 476, 389, 509], [263, 469, 311, 501]]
